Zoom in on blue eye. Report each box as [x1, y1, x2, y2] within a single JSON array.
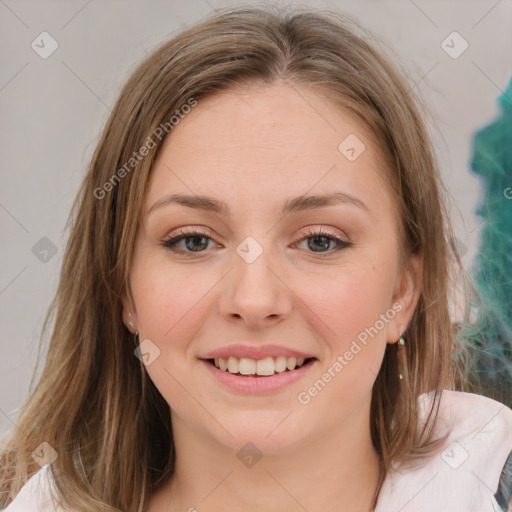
[[163, 228, 215, 253], [295, 228, 352, 253], [162, 227, 352, 256]]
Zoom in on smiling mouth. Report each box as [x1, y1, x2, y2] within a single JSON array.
[[205, 356, 317, 377]]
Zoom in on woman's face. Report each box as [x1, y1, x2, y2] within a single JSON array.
[[123, 82, 421, 453]]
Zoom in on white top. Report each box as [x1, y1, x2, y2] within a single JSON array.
[[3, 390, 512, 512]]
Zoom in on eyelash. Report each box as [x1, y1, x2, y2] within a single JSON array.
[[162, 227, 352, 256]]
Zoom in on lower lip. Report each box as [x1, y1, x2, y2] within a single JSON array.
[[199, 359, 317, 395]]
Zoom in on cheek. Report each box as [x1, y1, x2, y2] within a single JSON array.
[[131, 261, 210, 346], [305, 259, 397, 346], [129, 260, 212, 412], [296, 268, 392, 416]]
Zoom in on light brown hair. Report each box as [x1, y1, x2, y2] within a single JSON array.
[[0, 5, 471, 511]]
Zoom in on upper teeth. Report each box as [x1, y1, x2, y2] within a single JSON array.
[[213, 356, 307, 376]]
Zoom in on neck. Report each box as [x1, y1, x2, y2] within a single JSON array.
[[149, 399, 382, 512]]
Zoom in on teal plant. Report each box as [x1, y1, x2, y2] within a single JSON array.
[[460, 75, 512, 407]]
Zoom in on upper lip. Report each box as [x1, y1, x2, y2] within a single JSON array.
[[199, 344, 316, 360]]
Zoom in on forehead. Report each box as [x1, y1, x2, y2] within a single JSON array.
[[145, 83, 393, 216]]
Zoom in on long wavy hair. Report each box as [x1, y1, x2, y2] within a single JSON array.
[[0, 5, 472, 511]]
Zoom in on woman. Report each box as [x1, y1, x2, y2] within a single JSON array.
[[1, 5, 511, 511]]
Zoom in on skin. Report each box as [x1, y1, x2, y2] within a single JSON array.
[[122, 82, 422, 512]]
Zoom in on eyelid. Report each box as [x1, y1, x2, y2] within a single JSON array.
[[167, 226, 214, 239], [164, 226, 346, 244], [296, 226, 347, 241]]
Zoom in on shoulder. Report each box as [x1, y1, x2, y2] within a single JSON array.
[[376, 390, 512, 512], [2, 464, 71, 512]]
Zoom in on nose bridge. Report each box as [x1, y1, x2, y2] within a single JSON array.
[[220, 234, 292, 324]]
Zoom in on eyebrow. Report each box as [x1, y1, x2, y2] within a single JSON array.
[[147, 192, 369, 217]]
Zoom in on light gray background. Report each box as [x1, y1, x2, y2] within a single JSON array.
[[1, 0, 511, 438]]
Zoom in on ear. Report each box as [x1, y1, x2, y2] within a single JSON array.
[[121, 294, 137, 334], [386, 252, 423, 344]]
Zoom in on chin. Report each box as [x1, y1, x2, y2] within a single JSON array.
[[207, 416, 309, 455]]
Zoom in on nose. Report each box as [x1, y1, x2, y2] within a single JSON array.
[[218, 241, 293, 329]]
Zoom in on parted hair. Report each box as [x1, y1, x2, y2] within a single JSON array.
[[0, 5, 470, 511]]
